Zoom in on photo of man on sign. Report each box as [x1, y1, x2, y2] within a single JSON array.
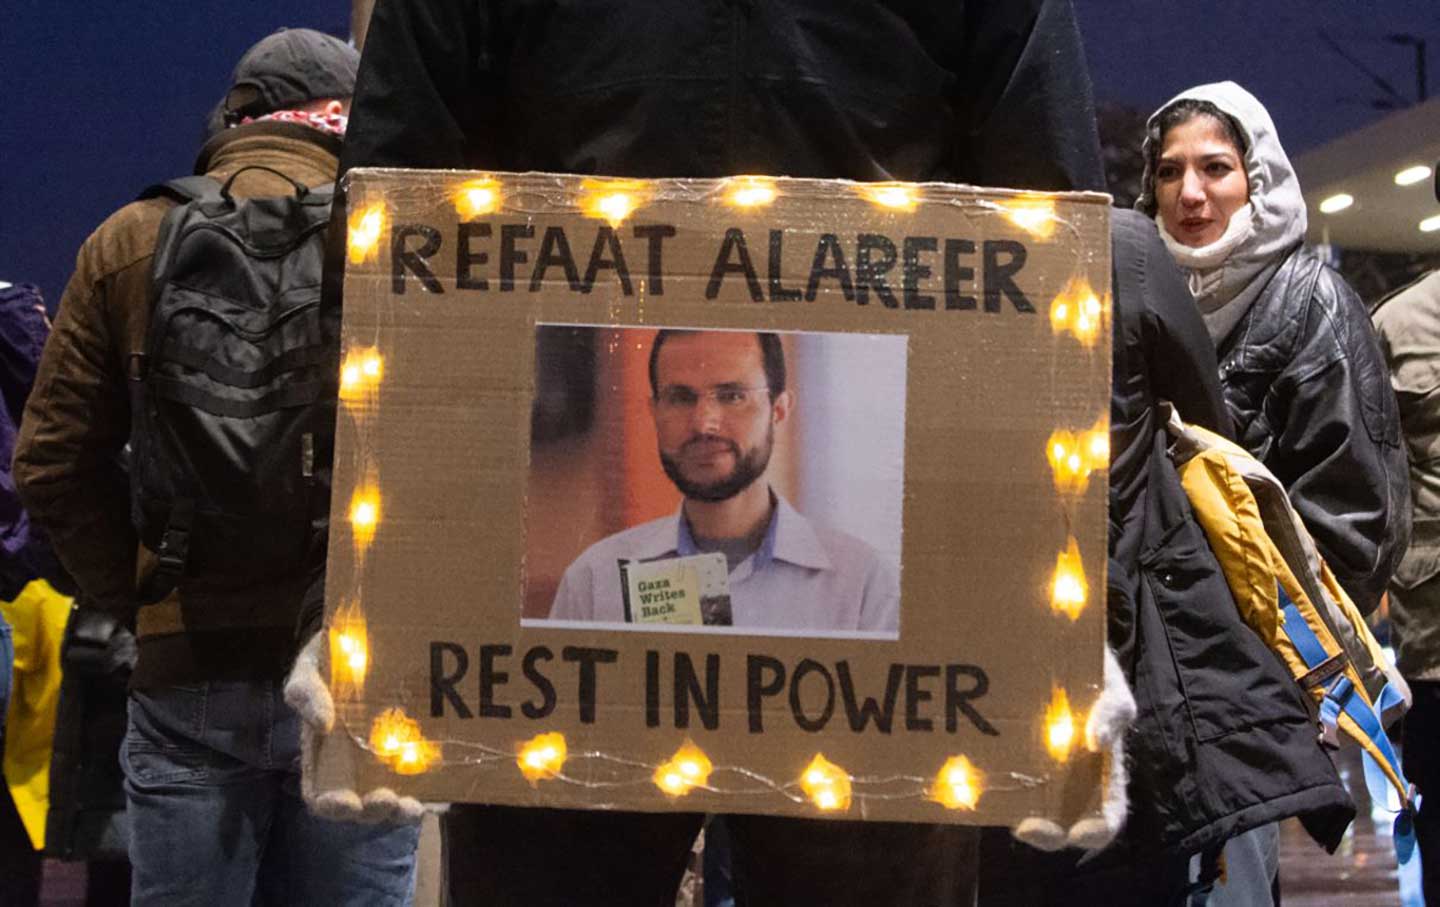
[[528, 325, 905, 638]]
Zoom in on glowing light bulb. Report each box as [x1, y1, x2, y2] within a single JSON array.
[[455, 178, 502, 218], [347, 205, 386, 265], [517, 732, 568, 783], [368, 708, 440, 775], [725, 177, 778, 208], [349, 488, 381, 552], [653, 741, 713, 798], [328, 600, 370, 698], [580, 180, 647, 226], [858, 183, 918, 211], [1044, 687, 1078, 762], [1003, 197, 1058, 239], [341, 363, 362, 392], [1051, 536, 1088, 621], [932, 755, 984, 810], [361, 352, 383, 379], [1049, 277, 1107, 347], [1046, 429, 1091, 494], [799, 754, 852, 812]]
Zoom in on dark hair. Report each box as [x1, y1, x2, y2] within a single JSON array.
[[648, 330, 786, 400], [1138, 98, 1250, 216]]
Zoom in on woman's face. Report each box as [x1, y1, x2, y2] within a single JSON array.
[[1154, 114, 1250, 248]]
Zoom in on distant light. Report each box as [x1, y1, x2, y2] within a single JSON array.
[[1318, 193, 1354, 215], [1395, 165, 1432, 187], [1421, 215, 1440, 233]]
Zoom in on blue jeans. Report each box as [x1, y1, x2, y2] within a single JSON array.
[[122, 680, 419, 906]]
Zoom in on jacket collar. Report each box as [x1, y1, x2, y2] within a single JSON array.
[[631, 493, 833, 572], [194, 120, 341, 180]]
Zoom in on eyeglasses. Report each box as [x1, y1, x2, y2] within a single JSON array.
[[654, 385, 771, 415]]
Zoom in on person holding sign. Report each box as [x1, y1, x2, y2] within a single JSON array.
[[548, 329, 900, 634]]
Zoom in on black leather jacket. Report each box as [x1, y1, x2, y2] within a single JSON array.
[[1216, 245, 1411, 615]]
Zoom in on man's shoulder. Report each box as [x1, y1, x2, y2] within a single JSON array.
[[565, 514, 678, 573], [1373, 271, 1440, 337], [787, 508, 894, 579], [79, 196, 173, 283]]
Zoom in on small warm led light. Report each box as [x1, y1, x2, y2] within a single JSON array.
[[1049, 277, 1106, 347], [349, 488, 381, 551], [931, 755, 984, 810], [1003, 196, 1058, 239], [368, 708, 440, 775], [1421, 215, 1440, 233], [858, 183, 919, 212], [799, 754, 852, 812], [1046, 429, 1089, 494], [580, 179, 647, 226], [347, 204, 386, 264], [517, 732, 568, 783], [455, 178, 502, 218], [1318, 193, 1354, 214], [361, 352, 383, 379], [1044, 687, 1078, 762], [725, 177, 778, 208], [1051, 536, 1088, 621], [328, 600, 369, 698], [653, 741, 714, 797], [339, 348, 384, 404], [1395, 165, 1431, 187]]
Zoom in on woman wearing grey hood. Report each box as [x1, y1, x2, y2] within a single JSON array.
[[1139, 81, 1409, 616], [1138, 80, 1411, 906]]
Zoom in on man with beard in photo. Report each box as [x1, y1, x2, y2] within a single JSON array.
[[548, 329, 899, 634]]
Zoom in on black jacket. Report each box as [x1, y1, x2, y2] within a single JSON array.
[[979, 213, 1353, 906], [342, 0, 1104, 190], [1111, 212, 1353, 857], [1216, 246, 1411, 616]]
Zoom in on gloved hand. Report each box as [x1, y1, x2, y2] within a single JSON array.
[[285, 631, 427, 825], [1012, 646, 1137, 852]]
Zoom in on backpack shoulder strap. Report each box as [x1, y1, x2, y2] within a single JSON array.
[[137, 176, 223, 205]]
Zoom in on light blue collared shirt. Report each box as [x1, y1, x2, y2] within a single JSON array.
[[547, 494, 899, 636]]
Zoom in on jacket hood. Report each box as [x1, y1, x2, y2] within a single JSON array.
[[1137, 81, 1307, 258], [1135, 82, 1308, 341]]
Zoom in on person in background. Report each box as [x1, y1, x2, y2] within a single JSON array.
[[1, 281, 71, 907], [12, 31, 419, 905], [1137, 80, 1411, 906], [1371, 166, 1440, 907]]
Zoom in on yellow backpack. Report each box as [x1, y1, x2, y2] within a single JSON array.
[[1163, 405, 1412, 809]]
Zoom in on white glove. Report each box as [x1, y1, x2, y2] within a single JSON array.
[[1012, 646, 1137, 852], [285, 632, 428, 825]]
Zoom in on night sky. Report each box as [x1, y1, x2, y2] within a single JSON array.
[[3, 2, 1437, 309]]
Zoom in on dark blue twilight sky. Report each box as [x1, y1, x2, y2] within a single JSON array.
[[3, 2, 1438, 308]]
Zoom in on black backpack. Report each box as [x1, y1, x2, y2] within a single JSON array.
[[128, 166, 338, 604]]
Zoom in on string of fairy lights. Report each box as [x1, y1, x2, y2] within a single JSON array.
[[326, 173, 1110, 815]]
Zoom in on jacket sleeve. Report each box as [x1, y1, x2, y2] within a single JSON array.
[[12, 241, 139, 620], [952, 0, 1105, 191], [340, 0, 490, 174], [1270, 275, 1411, 615]]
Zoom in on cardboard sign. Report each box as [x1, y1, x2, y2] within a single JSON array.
[[312, 170, 1112, 827]]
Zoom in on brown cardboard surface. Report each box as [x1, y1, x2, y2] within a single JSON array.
[[314, 170, 1112, 827]]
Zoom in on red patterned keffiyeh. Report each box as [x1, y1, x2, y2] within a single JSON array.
[[239, 109, 348, 138]]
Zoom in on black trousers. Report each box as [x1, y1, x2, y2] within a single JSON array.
[[441, 804, 978, 907], [1404, 679, 1440, 906], [976, 828, 1192, 907]]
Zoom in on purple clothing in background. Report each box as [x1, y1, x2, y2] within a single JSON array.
[[1, 283, 53, 597]]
